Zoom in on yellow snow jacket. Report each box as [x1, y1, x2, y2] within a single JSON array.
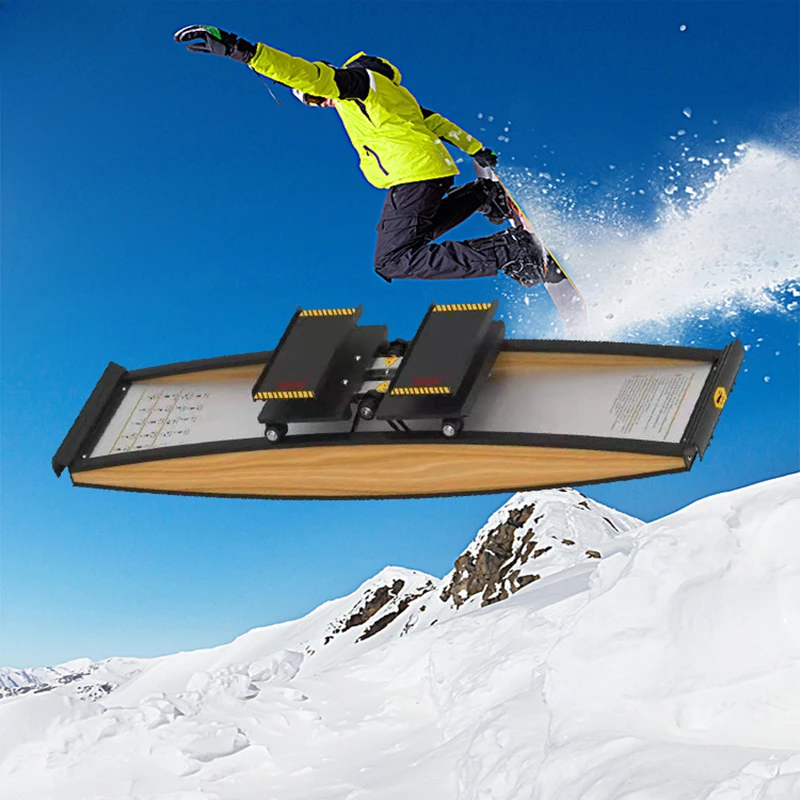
[[247, 44, 484, 189]]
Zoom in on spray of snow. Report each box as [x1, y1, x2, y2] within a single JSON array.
[[498, 140, 799, 342]]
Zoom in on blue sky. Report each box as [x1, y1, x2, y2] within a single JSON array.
[[2, 1, 798, 668]]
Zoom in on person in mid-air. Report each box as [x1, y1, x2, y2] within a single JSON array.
[[175, 25, 556, 287]]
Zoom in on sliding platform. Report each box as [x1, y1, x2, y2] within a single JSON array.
[[53, 302, 743, 500]]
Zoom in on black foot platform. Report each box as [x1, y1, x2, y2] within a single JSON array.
[[252, 302, 504, 440]]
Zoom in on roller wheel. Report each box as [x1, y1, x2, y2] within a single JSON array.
[[264, 423, 288, 443], [386, 339, 408, 358], [377, 338, 409, 359], [358, 391, 381, 420], [441, 418, 464, 438]]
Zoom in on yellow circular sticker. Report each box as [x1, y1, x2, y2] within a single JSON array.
[[713, 386, 728, 409]]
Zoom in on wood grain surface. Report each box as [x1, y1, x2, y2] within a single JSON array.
[[490, 351, 707, 374], [73, 443, 686, 498], [144, 365, 265, 385]]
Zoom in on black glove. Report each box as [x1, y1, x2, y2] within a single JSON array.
[[174, 25, 256, 64], [473, 148, 498, 168]]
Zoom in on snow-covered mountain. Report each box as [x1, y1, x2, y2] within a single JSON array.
[[2, 477, 798, 799], [0, 658, 147, 701]]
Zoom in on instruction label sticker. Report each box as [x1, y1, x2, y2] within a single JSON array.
[[106, 387, 210, 454], [609, 372, 696, 440], [90, 379, 265, 458]]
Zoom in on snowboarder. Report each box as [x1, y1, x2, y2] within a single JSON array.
[[174, 25, 552, 287]]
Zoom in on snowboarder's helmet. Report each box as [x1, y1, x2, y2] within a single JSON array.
[[292, 88, 335, 108]]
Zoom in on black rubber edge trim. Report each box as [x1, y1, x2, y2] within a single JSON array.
[[52, 362, 128, 476], [681, 339, 745, 460], [503, 339, 720, 361]]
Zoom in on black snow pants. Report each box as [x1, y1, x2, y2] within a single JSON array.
[[374, 176, 502, 281]]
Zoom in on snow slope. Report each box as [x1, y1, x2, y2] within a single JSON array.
[[1, 476, 799, 799], [538, 474, 800, 799]]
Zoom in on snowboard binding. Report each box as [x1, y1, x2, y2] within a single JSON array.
[[477, 178, 513, 225], [498, 228, 549, 288]]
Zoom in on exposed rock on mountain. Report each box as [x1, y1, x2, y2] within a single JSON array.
[[440, 487, 642, 608], [324, 571, 437, 644]]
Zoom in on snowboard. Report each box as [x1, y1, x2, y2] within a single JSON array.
[[475, 163, 588, 337]]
